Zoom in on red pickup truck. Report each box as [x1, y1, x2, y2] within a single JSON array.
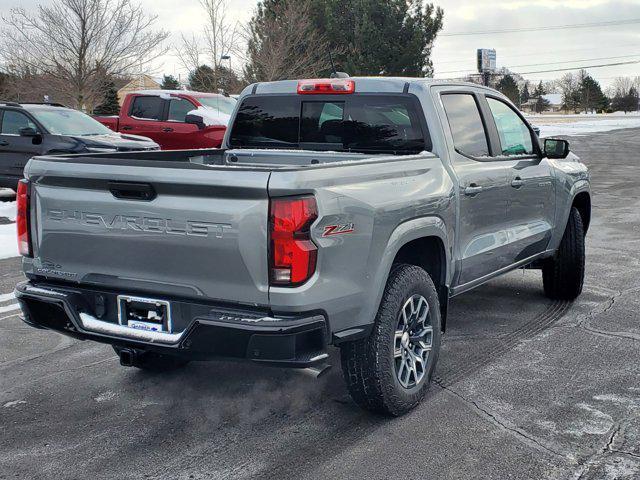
[[95, 90, 237, 150]]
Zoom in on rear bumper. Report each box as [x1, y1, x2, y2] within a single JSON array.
[[15, 281, 329, 368]]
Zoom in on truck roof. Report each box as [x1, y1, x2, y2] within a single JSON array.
[[129, 90, 228, 98], [244, 77, 496, 96]]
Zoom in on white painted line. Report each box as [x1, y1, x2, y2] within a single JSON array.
[[0, 292, 15, 303], [0, 312, 20, 321], [0, 303, 20, 314]]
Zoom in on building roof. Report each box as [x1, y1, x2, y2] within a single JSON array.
[[542, 93, 562, 106]]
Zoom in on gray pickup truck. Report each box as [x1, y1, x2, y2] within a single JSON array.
[[15, 78, 590, 415]]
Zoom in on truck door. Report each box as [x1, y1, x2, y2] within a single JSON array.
[[161, 97, 201, 150], [120, 95, 165, 145], [439, 92, 513, 288], [481, 95, 555, 262], [0, 109, 43, 188]]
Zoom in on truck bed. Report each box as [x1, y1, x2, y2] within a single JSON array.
[[24, 148, 436, 308]]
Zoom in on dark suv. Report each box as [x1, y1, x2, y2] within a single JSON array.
[[0, 102, 159, 189]]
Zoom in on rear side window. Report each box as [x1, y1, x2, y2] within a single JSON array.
[[1, 110, 37, 135], [130, 96, 163, 120], [230, 95, 427, 154], [441, 94, 489, 157], [168, 98, 195, 122]]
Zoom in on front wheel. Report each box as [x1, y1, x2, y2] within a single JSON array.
[[340, 264, 442, 416], [542, 207, 585, 300]]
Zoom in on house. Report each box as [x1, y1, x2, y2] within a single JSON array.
[[522, 93, 563, 113], [117, 75, 162, 105]]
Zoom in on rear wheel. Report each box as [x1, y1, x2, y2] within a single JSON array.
[[340, 264, 441, 416], [112, 346, 189, 372], [542, 207, 585, 300]]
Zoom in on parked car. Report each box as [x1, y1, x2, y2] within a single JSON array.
[[16, 78, 590, 416], [94, 90, 237, 150], [0, 102, 159, 190]]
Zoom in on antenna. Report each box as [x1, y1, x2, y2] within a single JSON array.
[[328, 51, 350, 79], [329, 51, 337, 77]]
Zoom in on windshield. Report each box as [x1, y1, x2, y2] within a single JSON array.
[[229, 94, 428, 154], [196, 96, 237, 115], [32, 108, 113, 136]]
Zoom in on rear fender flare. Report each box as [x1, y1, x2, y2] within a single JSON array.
[[362, 216, 451, 329]]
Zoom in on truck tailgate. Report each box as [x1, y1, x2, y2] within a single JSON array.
[[25, 158, 270, 305]]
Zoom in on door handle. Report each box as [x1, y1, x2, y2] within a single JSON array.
[[511, 177, 524, 189], [0, 141, 8, 146], [464, 184, 483, 196], [108, 181, 156, 201], [121, 126, 133, 131], [162, 127, 174, 133]]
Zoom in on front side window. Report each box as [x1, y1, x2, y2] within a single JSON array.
[[441, 93, 489, 157], [487, 97, 534, 156], [1, 111, 37, 135], [230, 95, 427, 154], [130, 96, 163, 120], [168, 98, 195, 122]]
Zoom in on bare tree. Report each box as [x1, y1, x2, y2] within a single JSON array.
[[611, 76, 633, 97], [557, 73, 580, 113], [176, 0, 241, 92], [1, 0, 169, 110], [243, 0, 334, 83]]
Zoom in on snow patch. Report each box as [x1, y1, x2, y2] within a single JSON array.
[[0, 222, 18, 260], [94, 391, 116, 402], [526, 114, 640, 137], [187, 107, 231, 127], [3, 400, 26, 408], [0, 201, 16, 221]]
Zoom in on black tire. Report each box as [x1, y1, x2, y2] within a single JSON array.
[[112, 346, 189, 372], [340, 264, 442, 416], [542, 207, 585, 300]]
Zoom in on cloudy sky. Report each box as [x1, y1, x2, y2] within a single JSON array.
[[3, 0, 640, 89]]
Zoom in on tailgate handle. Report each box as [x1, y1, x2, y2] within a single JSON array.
[[108, 181, 156, 201]]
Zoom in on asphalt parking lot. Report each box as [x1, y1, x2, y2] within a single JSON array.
[[1, 129, 639, 480]]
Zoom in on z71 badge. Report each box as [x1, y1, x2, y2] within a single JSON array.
[[322, 223, 355, 237]]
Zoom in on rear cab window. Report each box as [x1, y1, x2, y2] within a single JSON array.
[[229, 94, 429, 155]]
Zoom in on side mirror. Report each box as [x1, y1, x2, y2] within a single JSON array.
[[19, 127, 39, 137], [185, 113, 205, 130], [544, 138, 570, 159]]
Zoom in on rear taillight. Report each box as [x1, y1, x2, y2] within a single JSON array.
[[16, 179, 32, 257], [297, 79, 355, 95], [269, 196, 318, 286]]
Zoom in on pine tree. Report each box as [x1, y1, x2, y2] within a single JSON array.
[[579, 73, 609, 113], [520, 82, 530, 105], [496, 75, 520, 106], [533, 81, 550, 113], [189, 65, 217, 92], [161, 75, 180, 90], [93, 80, 120, 115], [314, 0, 444, 77]]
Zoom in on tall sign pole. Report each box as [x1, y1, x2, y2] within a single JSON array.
[[477, 49, 496, 87]]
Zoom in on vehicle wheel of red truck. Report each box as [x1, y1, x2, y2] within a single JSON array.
[[542, 207, 585, 300], [112, 346, 189, 372], [340, 264, 441, 416]]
